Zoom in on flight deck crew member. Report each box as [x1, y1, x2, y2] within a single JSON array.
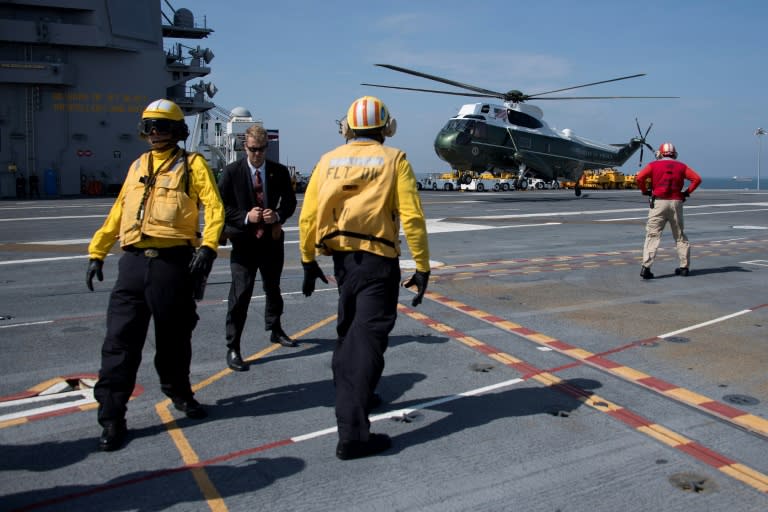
[[637, 142, 702, 279], [299, 96, 430, 460], [217, 125, 298, 372], [85, 99, 224, 452]]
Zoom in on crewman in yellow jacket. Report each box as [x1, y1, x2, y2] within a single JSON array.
[[299, 95, 430, 460], [85, 99, 224, 452]]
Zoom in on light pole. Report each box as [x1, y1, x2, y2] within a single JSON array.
[[756, 128, 767, 191]]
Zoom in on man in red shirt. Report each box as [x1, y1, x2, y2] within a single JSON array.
[[636, 142, 702, 279]]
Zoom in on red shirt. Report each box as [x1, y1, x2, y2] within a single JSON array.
[[636, 158, 702, 200]]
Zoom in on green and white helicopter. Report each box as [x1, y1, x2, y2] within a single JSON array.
[[363, 64, 676, 196]]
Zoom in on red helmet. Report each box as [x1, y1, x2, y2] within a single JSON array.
[[658, 142, 677, 159]]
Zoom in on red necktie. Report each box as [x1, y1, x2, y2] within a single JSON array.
[[253, 170, 265, 238]]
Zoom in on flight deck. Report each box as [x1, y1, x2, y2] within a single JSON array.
[[1, 188, 767, 511]]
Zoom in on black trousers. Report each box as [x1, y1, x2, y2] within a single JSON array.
[[331, 251, 400, 442], [94, 246, 198, 426], [225, 232, 285, 351]]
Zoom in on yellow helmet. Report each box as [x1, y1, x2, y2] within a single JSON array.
[[347, 96, 389, 130], [138, 99, 188, 140], [142, 99, 184, 121]]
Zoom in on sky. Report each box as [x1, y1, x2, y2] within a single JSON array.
[[169, 0, 768, 179]]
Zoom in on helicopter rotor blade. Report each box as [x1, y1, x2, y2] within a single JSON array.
[[529, 95, 679, 100], [644, 122, 654, 139], [360, 83, 497, 99], [369, 64, 678, 104], [375, 64, 506, 99], [527, 73, 647, 98]]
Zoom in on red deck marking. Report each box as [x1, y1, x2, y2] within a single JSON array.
[[584, 355, 622, 369], [635, 337, 662, 347], [509, 362, 541, 375], [546, 340, 575, 351], [636, 376, 678, 392], [424, 291, 768, 440], [550, 382, 595, 400], [677, 442, 737, 469], [606, 408, 653, 429], [482, 314, 505, 323], [699, 400, 748, 419], [200, 439, 295, 466], [541, 362, 582, 374], [474, 345, 499, 356]]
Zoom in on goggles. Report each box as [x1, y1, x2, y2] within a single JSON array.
[[246, 144, 268, 153], [139, 118, 174, 136]]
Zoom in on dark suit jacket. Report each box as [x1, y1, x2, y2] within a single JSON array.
[[217, 158, 297, 244]]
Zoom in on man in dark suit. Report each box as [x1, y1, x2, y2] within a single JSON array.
[[217, 125, 298, 371]]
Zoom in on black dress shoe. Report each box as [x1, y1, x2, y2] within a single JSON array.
[[336, 433, 391, 460], [98, 420, 127, 452], [172, 398, 208, 419], [270, 329, 297, 347], [675, 267, 690, 276], [227, 349, 249, 372]]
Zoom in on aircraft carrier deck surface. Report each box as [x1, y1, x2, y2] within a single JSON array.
[[1, 188, 767, 511]]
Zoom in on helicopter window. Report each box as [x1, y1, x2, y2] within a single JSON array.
[[507, 110, 542, 129], [480, 105, 490, 114], [443, 119, 472, 132], [471, 121, 487, 140]]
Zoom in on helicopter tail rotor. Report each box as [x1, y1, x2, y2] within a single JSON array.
[[635, 118, 654, 166]]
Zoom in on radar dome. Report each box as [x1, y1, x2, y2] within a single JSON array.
[[173, 8, 194, 28], [231, 106, 252, 118]]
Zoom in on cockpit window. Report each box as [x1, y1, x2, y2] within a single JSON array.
[[507, 110, 542, 129], [443, 119, 473, 132]]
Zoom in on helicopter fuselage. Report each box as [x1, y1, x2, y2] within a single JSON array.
[[434, 102, 643, 180]]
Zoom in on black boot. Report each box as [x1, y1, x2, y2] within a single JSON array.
[[674, 267, 689, 276], [98, 420, 127, 452], [172, 397, 208, 419], [640, 266, 654, 280], [336, 433, 391, 460]]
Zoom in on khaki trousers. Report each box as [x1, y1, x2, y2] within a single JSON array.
[[642, 198, 690, 269]]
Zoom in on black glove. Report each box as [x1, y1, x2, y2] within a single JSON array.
[[682, 190, 690, 202], [402, 271, 430, 307], [86, 259, 104, 291], [302, 260, 328, 297], [642, 190, 652, 196], [189, 246, 216, 277]]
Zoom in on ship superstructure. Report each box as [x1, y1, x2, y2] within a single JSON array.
[[188, 105, 280, 177], [0, 0, 217, 196]]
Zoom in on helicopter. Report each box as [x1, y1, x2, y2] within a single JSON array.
[[362, 64, 676, 196]]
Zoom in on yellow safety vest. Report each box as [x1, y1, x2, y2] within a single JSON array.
[[312, 143, 403, 258], [119, 150, 201, 247]]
